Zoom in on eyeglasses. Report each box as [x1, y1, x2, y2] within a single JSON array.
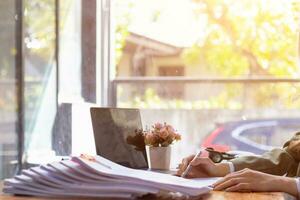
[[205, 147, 236, 163]]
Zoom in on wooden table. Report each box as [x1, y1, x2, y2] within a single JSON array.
[[0, 191, 295, 200], [0, 182, 296, 200]]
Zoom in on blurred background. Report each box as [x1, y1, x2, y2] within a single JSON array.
[[1, 0, 300, 178]]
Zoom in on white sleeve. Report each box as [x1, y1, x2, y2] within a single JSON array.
[[227, 162, 235, 173], [295, 178, 300, 199]]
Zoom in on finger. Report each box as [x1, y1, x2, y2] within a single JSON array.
[[176, 156, 194, 176], [213, 178, 243, 191], [176, 167, 185, 176], [213, 169, 249, 187], [183, 158, 215, 178], [184, 154, 196, 165], [229, 168, 249, 176], [176, 163, 182, 169], [181, 155, 195, 171], [225, 183, 250, 192], [222, 168, 248, 178], [176, 169, 182, 176], [190, 157, 211, 166], [184, 167, 209, 178], [185, 171, 197, 179]]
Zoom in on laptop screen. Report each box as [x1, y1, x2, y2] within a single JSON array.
[[90, 107, 148, 169]]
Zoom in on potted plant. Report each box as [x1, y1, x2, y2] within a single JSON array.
[[144, 122, 181, 170]]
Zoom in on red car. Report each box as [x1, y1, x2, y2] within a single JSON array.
[[200, 118, 300, 155]]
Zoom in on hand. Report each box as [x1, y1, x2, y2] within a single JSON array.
[[286, 140, 300, 161], [176, 155, 230, 178], [213, 168, 298, 197]]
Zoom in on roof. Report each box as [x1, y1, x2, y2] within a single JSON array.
[[125, 32, 182, 56]]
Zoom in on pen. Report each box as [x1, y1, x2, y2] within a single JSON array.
[[181, 150, 202, 178]]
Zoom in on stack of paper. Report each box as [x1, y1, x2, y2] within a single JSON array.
[[3, 155, 219, 198]]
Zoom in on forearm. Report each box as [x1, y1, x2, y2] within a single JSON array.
[[273, 176, 298, 197]]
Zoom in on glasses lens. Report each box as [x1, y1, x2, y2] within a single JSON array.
[[209, 152, 222, 163]]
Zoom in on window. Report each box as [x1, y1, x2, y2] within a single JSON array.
[[158, 66, 184, 98], [111, 0, 300, 165], [24, 0, 57, 160], [0, 0, 18, 178], [0, 0, 98, 178], [1, 0, 300, 176]]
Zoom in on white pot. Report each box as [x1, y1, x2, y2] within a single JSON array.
[[146, 146, 171, 170]]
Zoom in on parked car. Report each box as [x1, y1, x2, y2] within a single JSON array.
[[200, 118, 300, 155]]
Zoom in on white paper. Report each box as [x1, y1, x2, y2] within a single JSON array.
[[3, 155, 220, 198], [72, 155, 219, 196]]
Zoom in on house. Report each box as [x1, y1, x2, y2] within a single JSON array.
[[116, 32, 211, 101], [117, 32, 184, 77]]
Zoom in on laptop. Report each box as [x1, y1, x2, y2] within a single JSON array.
[[90, 107, 175, 174], [90, 107, 148, 169]]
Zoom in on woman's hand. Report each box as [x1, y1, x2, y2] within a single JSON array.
[[286, 139, 300, 161], [213, 168, 298, 197], [176, 155, 230, 178]]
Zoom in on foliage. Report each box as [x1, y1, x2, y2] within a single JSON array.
[[118, 87, 243, 109], [118, 82, 300, 109], [180, 0, 300, 108], [183, 0, 300, 78], [0, 1, 16, 79], [24, 0, 55, 64], [113, 0, 133, 71], [0, 1, 56, 111], [115, 0, 300, 109]]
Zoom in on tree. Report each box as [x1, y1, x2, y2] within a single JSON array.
[[181, 0, 300, 108], [184, 0, 300, 77]]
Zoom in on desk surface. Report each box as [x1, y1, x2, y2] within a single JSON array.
[[0, 192, 296, 200], [0, 182, 296, 200]]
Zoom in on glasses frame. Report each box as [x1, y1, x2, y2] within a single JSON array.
[[205, 147, 236, 163]]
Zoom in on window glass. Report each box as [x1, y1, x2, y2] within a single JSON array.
[[23, 0, 84, 161], [112, 0, 300, 165], [270, 124, 300, 147], [1, 0, 94, 168], [53, 0, 83, 156], [24, 0, 57, 159], [0, 0, 18, 178], [59, 0, 82, 103]]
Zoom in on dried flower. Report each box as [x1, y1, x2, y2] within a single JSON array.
[[144, 122, 181, 147], [154, 122, 163, 130], [158, 127, 169, 140]]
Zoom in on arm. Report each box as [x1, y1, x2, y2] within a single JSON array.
[[231, 132, 300, 176], [177, 132, 300, 178], [231, 148, 297, 176], [176, 148, 297, 178], [279, 177, 299, 198], [213, 168, 298, 198]]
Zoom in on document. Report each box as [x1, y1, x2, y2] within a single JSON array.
[[3, 154, 220, 198], [73, 155, 219, 195]]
